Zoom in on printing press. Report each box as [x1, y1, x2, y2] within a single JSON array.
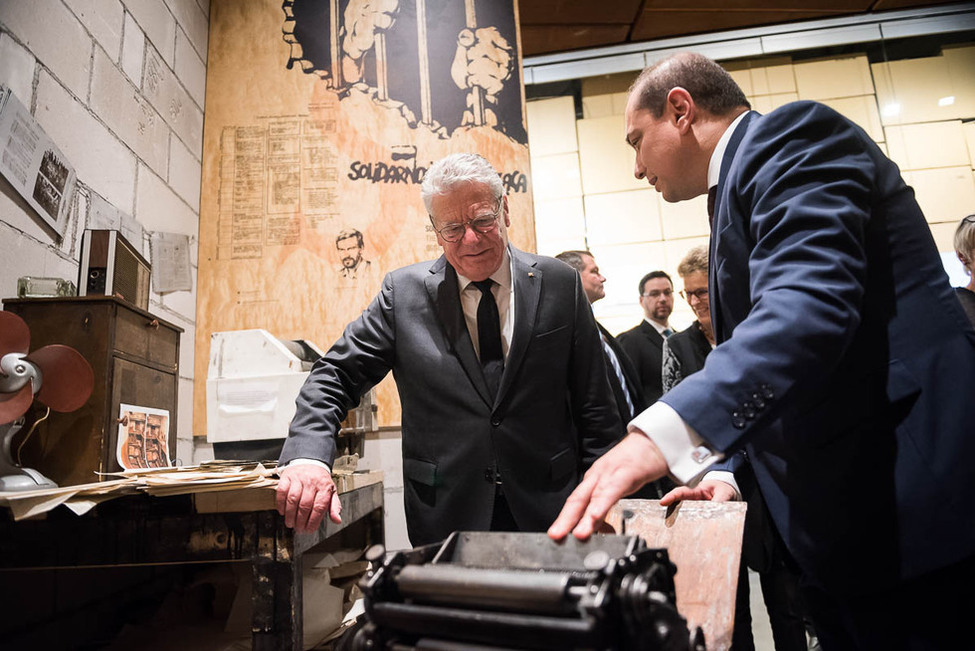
[[353, 531, 706, 650]]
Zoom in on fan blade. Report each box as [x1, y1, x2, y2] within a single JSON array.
[[0, 312, 31, 356], [0, 382, 34, 423], [26, 345, 95, 412]]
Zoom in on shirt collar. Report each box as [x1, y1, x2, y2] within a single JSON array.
[[707, 110, 751, 190], [644, 318, 670, 335], [456, 247, 512, 292]]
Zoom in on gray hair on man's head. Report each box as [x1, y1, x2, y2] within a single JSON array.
[[677, 245, 709, 277], [420, 153, 504, 216], [554, 250, 593, 273]]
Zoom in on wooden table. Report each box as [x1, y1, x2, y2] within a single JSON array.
[[0, 481, 383, 650]]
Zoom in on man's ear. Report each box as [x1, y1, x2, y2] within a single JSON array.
[[667, 87, 695, 134], [502, 194, 511, 228]]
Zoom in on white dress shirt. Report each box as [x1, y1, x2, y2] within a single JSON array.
[[629, 110, 751, 491], [456, 249, 514, 361]]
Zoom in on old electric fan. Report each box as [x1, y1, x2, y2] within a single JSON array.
[[0, 310, 94, 490]]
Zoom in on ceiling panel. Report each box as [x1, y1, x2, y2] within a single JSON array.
[[518, 0, 965, 57]]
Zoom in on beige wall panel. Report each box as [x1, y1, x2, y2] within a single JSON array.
[[527, 96, 579, 156], [820, 95, 884, 142], [764, 60, 797, 95], [929, 221, 962, 254], [903, 167, 975, 224], [727, 68, 753, 96], [767, 92, 799, 111], [577, 114, 647, 194], [659, 193, 710, 240], [794, 55, 872, 100], [533, 195, 587, 244], [885, 121, 969, 171], [536, 236, 588, 258], [944, 45, 975, 119], [872, 57, 960, 126], [964, 122, 975, 169], [590, 240, 667, 320], [750, 94, 774, 114], [581, 72, 634, 97], [530, 152, 582, 201], [584, 189, 663, 246], [582, 93, 616, 119]]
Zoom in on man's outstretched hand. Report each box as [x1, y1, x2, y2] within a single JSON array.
[[548, 431, 669, 541]]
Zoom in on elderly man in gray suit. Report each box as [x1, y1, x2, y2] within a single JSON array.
[[276, 153, 621, 546]]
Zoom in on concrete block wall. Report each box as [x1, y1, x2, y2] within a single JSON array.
[[528, 45, 975, 336], [0, 0, 209, 466]]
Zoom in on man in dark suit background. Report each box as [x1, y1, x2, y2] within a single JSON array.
[[617, 270, 675, 403], [550, 52, 975, 649], [276, 153, 621, 546], [556, 250, 674, 499]]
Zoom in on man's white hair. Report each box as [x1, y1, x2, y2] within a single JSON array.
[[421, 153, 504, 216]]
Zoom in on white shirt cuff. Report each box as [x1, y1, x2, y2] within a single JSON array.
[[628, 401, 723, 486], [280, 458, 331, 472]]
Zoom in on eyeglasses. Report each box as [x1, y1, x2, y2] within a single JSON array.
[[432, 199, 502, 243], [680, 288, 709, 301], [641, 289, 673, 299]]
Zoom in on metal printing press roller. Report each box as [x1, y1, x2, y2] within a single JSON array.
[[353, 531, 706, 650]]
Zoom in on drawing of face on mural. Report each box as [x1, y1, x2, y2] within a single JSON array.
[[342, 0, 401, 84], [336, 228, 371, 280]]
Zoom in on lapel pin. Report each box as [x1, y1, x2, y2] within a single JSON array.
[[528, 272, 534, 278]]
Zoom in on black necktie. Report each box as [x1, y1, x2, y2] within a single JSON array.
[[474, 279, 504, 396], [707, 186, 717, 228]]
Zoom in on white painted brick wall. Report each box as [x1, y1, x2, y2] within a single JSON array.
[[165, 0, 207, 62], [0, 0, 93, 100], [135, 162, 198, 234], [124, 0, 175, 65], [168, 131, 201, 211], [35, 70, 138, 213], [0, 33, 36, 104], [1, 0, 209, 463], [143, 45, 203, 157], [65, 0, 124, 62], [91, 48, 169, 176], [174, 27, 205, 108], [120, 11, 145, 84]]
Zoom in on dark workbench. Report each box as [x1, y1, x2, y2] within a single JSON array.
[[0, 482, 384, 649]]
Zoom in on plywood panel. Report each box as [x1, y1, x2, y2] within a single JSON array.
[[885, 121, 969, 171], [196, 0, 534, 434], [527, 96, 579, 157], [531, 152, 582, 200], [820, 95, 884, 142], [584, 189, 663, 245], [607, 499, 748, 651], [794, 55, 873, 100], [577, 114, 648, 194], [903, 167, 975, 225], [872, 57, 960, 126]]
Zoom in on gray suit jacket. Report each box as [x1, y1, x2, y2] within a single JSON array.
[[280, 245, 621, 545]]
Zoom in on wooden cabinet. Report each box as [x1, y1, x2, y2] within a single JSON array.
[[2, 297, 182, 486]]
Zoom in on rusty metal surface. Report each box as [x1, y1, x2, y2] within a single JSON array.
[[607, 499, 747, 651]]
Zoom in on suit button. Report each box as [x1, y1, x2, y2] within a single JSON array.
[[484, 468, 494, 483], [732, 412, 747, 429], [760, 384, 774, 399], [491, 417, 501, 427], [742, 402, 756, 419], [751, 393, 766, 409]]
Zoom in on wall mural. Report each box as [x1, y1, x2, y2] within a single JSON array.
[[195, 0, 534, 435]]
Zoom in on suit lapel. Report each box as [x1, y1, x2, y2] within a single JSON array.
[[424, 256, 493, 406], [710, 110, 757, 343], [497, 247, 540, 406]]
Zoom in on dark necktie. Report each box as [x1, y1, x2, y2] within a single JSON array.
[[474, 279, 504, 396], [707, 185, 717, 228]]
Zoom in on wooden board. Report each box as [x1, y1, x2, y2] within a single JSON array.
[[606, 499, 747, 651], [194, 470, 383, 514]]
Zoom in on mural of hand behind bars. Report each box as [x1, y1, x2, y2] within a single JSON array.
[[451, 26, 512, 128], [342, 0, 400, 85]]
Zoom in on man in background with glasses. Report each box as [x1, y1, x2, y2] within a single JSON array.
[[276, 153, 621, 547], [617, 270, 675, 403]]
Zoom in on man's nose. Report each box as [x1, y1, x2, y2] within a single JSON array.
[[633, 154, 645, 180]]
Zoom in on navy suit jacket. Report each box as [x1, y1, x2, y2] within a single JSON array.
[[662, 102, 975, 595], [280, 246, 621, 545]]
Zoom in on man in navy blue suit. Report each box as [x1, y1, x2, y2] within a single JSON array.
[[549, 51, 975, 649]]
